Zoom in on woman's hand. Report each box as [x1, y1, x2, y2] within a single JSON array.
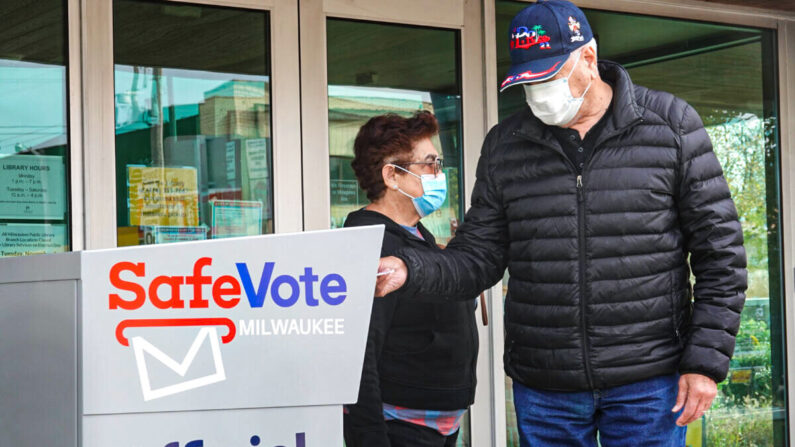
[[375, 256, 407, 297]]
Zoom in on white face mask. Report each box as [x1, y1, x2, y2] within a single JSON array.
[[522, 51, 593, 127]]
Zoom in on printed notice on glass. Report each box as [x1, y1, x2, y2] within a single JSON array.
[[141, 225, 207, 245], [127, 165, 200, 227], [225, 141, 237, 182], [211, 200, 262, 238], [0, 223, 67, 257], [331, 179, 360, 206], [244, 139, 269, 179], [242, 139, 272, 219], [0, 155, 66, 220]]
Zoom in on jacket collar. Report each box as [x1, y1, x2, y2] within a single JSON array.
[[597, 60, 644, 134], [515, 60, 643, 142], [346, 208, 433, 244]]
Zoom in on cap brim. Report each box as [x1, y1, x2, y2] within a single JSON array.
[[499, 53, 569, 92]]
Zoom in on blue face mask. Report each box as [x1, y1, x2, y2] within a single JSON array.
[[390, 164, 447, 218]]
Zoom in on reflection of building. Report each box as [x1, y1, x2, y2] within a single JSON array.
[[200, 81, 271, 139], [328, 94, 438, 229], [328, 95, 434, 157], [113, 76, 273, 241], [327, 91, 462, 240], [115, 78, 271, 138]]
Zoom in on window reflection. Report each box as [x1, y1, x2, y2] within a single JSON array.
[[113, 0, 272, 245], [326, 19, 464, 246], [327, 19, 470, 445], [328, 86, 462, 242], [0, 0, 70, 257]]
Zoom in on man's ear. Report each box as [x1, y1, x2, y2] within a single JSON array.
[[583, 46, 598, 73]]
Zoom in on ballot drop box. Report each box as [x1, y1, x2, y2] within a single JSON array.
[[0, 226, 384, 446]]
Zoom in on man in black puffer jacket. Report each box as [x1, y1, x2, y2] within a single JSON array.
[[375, 1, 746, 445]]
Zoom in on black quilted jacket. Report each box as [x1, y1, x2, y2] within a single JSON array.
[[395, 61, 747, 391]]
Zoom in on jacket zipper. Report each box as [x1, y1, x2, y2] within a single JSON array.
[[671, 290, 681, 345], [512, 130, 594, 389], [512, 119, 642, 390], [576, 174, 594, 389], [571, 122, 642, 387]]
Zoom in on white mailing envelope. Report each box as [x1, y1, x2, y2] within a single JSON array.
[[131, 327, 226, 401]]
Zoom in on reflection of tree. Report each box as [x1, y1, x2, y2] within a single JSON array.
[[706, 114, 770, 298], [707, 114, 777, 430]]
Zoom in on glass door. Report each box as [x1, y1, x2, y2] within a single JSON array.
[[495, 2, 786, 446], [299, 0, 491, 444], [327, 18, 467, 444], [0, 0, 71, 257], [326, 19, 464, 243], [113, 0, 274, 246], [80, 0, 302, 249]]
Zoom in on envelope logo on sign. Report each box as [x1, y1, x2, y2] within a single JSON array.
[[116, 318, 236, 401]]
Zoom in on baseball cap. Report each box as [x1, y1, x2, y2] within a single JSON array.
[[500, 0, 593, 92]]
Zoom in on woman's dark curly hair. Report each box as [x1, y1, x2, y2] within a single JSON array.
[[351, 111, 439, 202]]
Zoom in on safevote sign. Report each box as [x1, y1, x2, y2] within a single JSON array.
[[80, 226, 383, 416]]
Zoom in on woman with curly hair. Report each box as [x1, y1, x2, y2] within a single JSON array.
[[343, 111, 478, 447]]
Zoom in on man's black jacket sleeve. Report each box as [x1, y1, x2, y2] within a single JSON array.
[[675, 103, 748, 383], [395, 127, 510, 301]]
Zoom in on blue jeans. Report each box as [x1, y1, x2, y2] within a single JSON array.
[[513, 374, 687, 447]]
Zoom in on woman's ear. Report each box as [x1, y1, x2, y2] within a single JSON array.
[[382, 164, 398, 190]]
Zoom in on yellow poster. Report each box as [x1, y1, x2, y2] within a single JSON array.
[[127, 166, 199, 226]]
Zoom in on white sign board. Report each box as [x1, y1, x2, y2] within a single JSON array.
[[83, 405, 339, 447], [80, 226, 383, 415]]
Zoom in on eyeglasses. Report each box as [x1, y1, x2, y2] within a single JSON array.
[[395, 158, 444, 175]]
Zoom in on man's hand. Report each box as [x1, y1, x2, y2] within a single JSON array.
[[375, 256, 407, 297], [672, 373, 717, 426]]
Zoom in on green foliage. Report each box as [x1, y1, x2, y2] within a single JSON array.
[[697, 115, 777, 445], [707, 311, 775, 446], [706, 115, 772, 277], [703, 115, 776, 444], [706, 402, 774, 447], [707, 114, 778, 438], [715, 315, 772, 410]]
